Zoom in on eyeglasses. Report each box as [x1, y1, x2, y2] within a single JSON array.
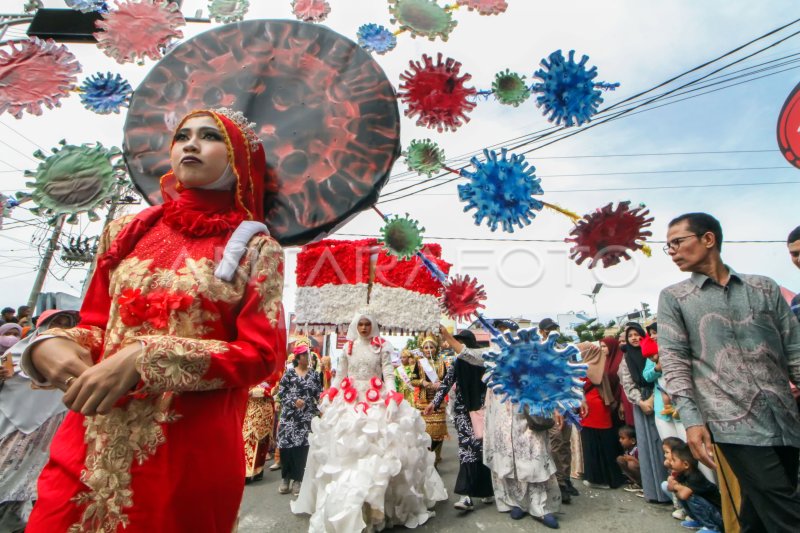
[[662, 234, 699, 254]]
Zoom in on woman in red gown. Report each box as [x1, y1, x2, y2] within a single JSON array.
[[20, 108, 286, 532]]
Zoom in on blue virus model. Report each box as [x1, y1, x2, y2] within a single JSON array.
[[357, 23, 397, 54], [483, 328, 587, 417], [79, 72, 132, 115], [65, 0, 108, 13], [531, 49, 616, 127], [457, 148, 544, 232]]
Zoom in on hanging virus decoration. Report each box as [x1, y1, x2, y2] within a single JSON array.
[[0, 38, 81, 119], [531, 49, 616, 127], [389, 0, 457, 41], [291, 0, 331, 22], [456, 0, 508, 15], [0, 194, 20, 230], [208, 0, 249, 22], [492, 69, 530, 107], [20, 141, 127, 224], [565, 201, 654, 269], [94, 0, 185, 65], [398, 53, 477, 132], [404, 139, 445, 177], [357, 23, 397, 54], [483, 328, 586, 417], [441, 274, 487, 322], [66, 0, 108, 12], [379, 214, 425, 260], [79, 72, 132, 114], [458, 148, 544, 233]]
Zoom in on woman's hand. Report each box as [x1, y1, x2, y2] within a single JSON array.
[[423, 403, 436, 416], [295, 398, 306, 409], [30, 337, 94, 391], [0, 365, 10, 381], [62, 342, 142, 416], [638, 399, 654, 416], [553, 411, 564, 431], [579, 401, 589, 419]]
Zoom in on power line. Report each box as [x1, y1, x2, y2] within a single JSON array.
[[334, 233, 787, 244]]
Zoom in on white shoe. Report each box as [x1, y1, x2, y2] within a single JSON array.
[[278, 479, 290, 494], [481, 497, 495, 504], [582, 480, 610, 489], [672, 508, 687, 520], [292, 481, 302, 496], [453, 496, 474, 511]]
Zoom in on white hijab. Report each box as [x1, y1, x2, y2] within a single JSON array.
[[345, 310, 379, 342]]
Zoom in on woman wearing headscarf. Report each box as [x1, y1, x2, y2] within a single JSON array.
[[413, 334, 448, 465], [427, 327, 494, 512], [619, 323, 670, 503], [19, 108, 287, 532], [292, 309, 447, 532], [578, 341, 626, 490], [0, 311, 76, 530]]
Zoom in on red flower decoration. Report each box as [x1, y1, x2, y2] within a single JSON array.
[[340, 377, 353, 390], [323, 387, 340, 402], [370, 376, 383, 390], [565, 202, 654, 269], [117, 288, 194, 329], [355, 401, 370, 414], [365, 388, 380, 402], [398, 53, 477, 132], [384, 391, 404, 406], [343, 388, 357, 403], [440, 274, 487, 322]]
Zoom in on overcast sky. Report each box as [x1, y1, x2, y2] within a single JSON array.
[[1, 0, 799, 323]]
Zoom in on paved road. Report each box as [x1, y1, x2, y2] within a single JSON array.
[[239, 430, 679, 533]]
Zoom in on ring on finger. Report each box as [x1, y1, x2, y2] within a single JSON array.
[[64, 376, 76, 388]]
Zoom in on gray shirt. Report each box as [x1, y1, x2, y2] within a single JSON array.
[[658, 267, 800, 447]]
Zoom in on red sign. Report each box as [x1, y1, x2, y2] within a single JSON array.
[[336, 334, 347, 350], [777, 81, 800, 168]]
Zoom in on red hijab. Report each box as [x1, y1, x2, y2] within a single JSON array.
[[101, 108, 268, 270], [601, 336, 623, 392]]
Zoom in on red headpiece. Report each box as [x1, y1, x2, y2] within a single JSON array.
[[159, 108, 267, 221]]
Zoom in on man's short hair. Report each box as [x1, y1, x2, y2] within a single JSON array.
[[668, 212, 723, 251], [788, 225, 800, 244], [1, 307, 14, 315]]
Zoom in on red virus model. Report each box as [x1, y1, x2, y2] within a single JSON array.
[[94, 0, 185, 64], [441, 274, 487, 322], [291, 0, 331, 22], [0, 38, 81, 119], [566, 201, 653, 269], [456, 0, 508, 15], [398, 53, 477, 132]]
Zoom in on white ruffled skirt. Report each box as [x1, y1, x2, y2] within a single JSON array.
[[291, 390, 448, 532]]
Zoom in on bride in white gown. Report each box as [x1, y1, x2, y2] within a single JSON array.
[[291, 310, 447, 532]]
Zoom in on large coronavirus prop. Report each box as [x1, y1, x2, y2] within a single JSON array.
[[492, 69, 530, 107], [483, 328, 586, 417], [208, 0, 249, 22], [357, 23, 397, 54], [94, 0, 185, 64], [66, 0, 108, 12], [531, 49, 612, 127], [21, 141, 127, 223], [441, 274, 487, 322], [379, 214, 425, 260], [565, 201, 654, 269], [456, 0, 508, 15], [79, 72, 132, 114], [389, 0, 457, 41], [291, 0, 331, 22], [458, 148, 544, 232], [404, 139, 445, 177], [398, 53, 477, 132], [0, 38, 81, 119]]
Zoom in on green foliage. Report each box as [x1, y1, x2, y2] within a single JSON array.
[[405, 337, 419, 350], [574, 318, 606, 342]]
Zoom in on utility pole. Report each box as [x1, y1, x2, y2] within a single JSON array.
[[80, 191, 123, 298], [27, 214, 65, 311]]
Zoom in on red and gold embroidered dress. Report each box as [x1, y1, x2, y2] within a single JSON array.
[[26, 110, 286, 533]]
